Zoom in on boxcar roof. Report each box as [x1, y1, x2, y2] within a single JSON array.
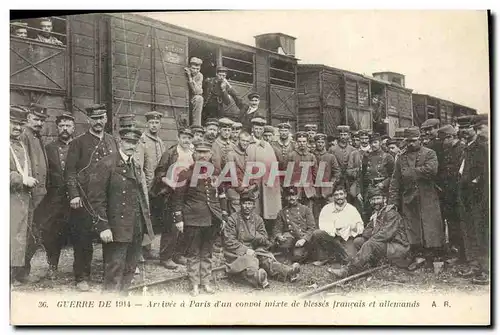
[[412, 93, 476, 112], [105, 12, 299, 63]]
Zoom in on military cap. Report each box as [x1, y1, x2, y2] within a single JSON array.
[[216, 66, 228, 73], [189, 57, 203, 65], [295, 131, 308, 140], [438, 124, 457, 138], [85, 103, 107, 118], [194, 140, 212, 152], [205, 118, 219, 127], [337, 125, 350, 132], [10, 105, 28, 123], [304, 124, 318, 131], [119, 128, 142, 143], [55, 113, 75, 124], [240, 190, 257, 203], [178, 128, 194, 138], [190, 124, 206, 134], [358, 129, 370, 137], [472, 114, 488, 129], [232, 122, 243, 130], [118, 114, 136, 127], [367, 185, 384, 199], [218, 117, 234, 128], [351, 130, 360, 138], [29, 103, 49, 119], [420, 118, 440, 130], [145, 111, 162, 121], [394, 128, 406, 139], [263, 125, 275, 134], [283, 186, 299, 197], [404, 127, 421, 139], [251, 117, 267, 126], [248, 92, 260, 100], [314, 133, 327, 142], [386, 138, 398, 146], [369, 132, 381, 142], [276, 122, 292, 130]]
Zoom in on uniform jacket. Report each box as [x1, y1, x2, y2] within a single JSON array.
[[212, 136, 235, 172], [87, 153, 154, 243], [287, 148, 317, 199], [224, 87, 265, 132], [314, 148, 341, 198], [388, 146, 444, 248], [438, 140, 465, 191], [272, 203, 316, 242], [225, 144, 257, 201], [360, 149, 395, 197], [330, 143, 356, 178], [170, 164, 227, 227], [65, 131, 118, 201], [271, 138, 295, 171], [136, 131, 166, 189], [361, 204, 410, 260], [21, 127, 48, 208]]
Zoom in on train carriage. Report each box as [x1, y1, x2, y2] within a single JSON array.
[[412, 93, 477, 128]]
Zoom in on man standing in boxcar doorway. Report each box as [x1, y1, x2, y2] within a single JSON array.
[[185, 57, 204, 126], [203, 66, 231, 123], [65, 104, 118, 291], [36, 17, 63, 45], [388, 127, 444, 271]]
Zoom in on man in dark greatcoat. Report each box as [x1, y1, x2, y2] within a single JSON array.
[[388, 127, 444, 271], [88, 128, 154, 293], [65, 104, 118, 291]]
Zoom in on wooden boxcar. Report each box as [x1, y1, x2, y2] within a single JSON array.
[[10, 13, 299, 147], [297, 65, 413, 137], [412, 93, 477, 128]]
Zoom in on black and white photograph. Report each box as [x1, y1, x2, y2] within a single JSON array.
[[7, 9, 491, 325]]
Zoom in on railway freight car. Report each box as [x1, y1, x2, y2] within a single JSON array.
[[297, 65, 413, 137], [412, 93, 477, 128], [10, 13, 299, 147]]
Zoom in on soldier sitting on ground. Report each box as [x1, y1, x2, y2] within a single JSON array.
[[223, 191, 301, 289], [328, 186, 410, 279]]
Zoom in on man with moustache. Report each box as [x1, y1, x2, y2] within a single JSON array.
[[204, 118, 219, 145], [271, 123, 295, 175], [65, 104, 118, 291], [388, 127, 444, 271], [190, 124, 206, 145], [329, 125, 356, 184], [10, 106, 38, 286], [420, 118, 442, 153], [230, 122, 243, 145], [328, 186, 410, 278], [171, 140, 228, 296], [36, 17, 63, 45], [35, 113, 75, 280], [21, 103, 49, 280], [386, 138, 401, 159], [88, 128, 154, 293], [288, 131, 317, 209], [212, 117, 235, 173], [185, 57, 204, 126], [304, 124, 318, 152], [347, 129, 371, 214], [351, 131, 361, 149], [152, 128, 194, 269]]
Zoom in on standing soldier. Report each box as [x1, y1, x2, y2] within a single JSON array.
[[36, 113, 75, 280], [262, 125, 275, 143], [420, 118, 441, 152], [21, 103, 49, 280], [65, 104, 118, 291], [312, 133, 341, 222], [359, 133, 394, 221], [185, 57, 204, 126], [271, 123, 295, 176], [330, 125, 356, 188], [171, 141, 228, 296], [351, 131, 361, 149], [304, 124, 318, 152], [231, 122, 243, 145], [88, 128, 154, 293], [386, 138, 401, 159], [347, 129, 370, 212], [204, 118, 219, 145], [388, 127, 444, 271], [437, 125, 465, 261], [10, 106, 38, 286], [190, 124, 205, 145], [211, 117, 235, 172]]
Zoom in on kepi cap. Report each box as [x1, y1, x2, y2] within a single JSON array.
[[304, 124, 318, 131], [85, 103, 107, 118], [10, 105, 28, 123], [178, 128, 194, 138], [55, 113, 75, 124], [119, 128, 142, 143], [194, 140, 212, 152], [205, 118, 219, 127], [369, 132, 381, 142], [314, 133, 327, 141], [190, 125, 206, 134], [145, 111, 162, 121], [337, 125, 350, 132], [29, 103, 48, 119], [404, 127, 421, 139], [118, 114, 136, 128], [276, 122, 291, 130], [295, 131, 308, 140]]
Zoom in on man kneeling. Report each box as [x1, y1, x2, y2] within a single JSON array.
[[328, 186, 410, 278], [223, 192, 300, 288]]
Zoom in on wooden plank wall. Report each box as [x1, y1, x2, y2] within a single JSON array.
[[221, 82, 255, 118], [255, 51, 269, 116], [321, 70, 343, 108], [297, 69, 320, 131]]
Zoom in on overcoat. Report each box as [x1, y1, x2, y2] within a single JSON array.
[[21, 127, 48, 208], [388, 146, 444, 248]]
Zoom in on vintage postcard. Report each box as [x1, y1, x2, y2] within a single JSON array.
[[8, 9, 490, 325]]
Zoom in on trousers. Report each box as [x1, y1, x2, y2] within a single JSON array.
[[69, 208, 96, 282], [191, 95, 204, 126], [275, 232, 309, 263], [184, 225, 217, 286], [310, 229, 364, 263]]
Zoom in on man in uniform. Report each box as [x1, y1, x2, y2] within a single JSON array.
[[359, 133, 395, 221], [204, 118, 219, 145], [263, 125, 275, 143], [458, 115, 489, 285], [223, 191, 300, 289], [203, 66, 232, 122], [388, 127, 444, 271], [312, 133, 341, 222], [304, 124, 318, 152], [36, 113, 75, 280], [10, 106, 38, 286], [171, 140, 228, 296], [231, 122, 243, 145], [225, 91, 265, 132], [190, 124, 205, 144], [211, 117, 235, 172], [21, 103, 49, 280], [271, 122, 295, 176], [88, 128, 154, 293], [386, 138, 401, 159], [13, 22, 28, 38], [36, 17, 63, 45], [185, 57, 204, 126], [420, 118, 441, 153], [437, 125, 466, 261], [393, 127, 407, 151], [328, 186, 410, 278], [329, 125, 356, 189], [351, 131, 361, 149], [347, 129, 370, 213], [272, 187, 316, 263], [65, 103, 118, 291]]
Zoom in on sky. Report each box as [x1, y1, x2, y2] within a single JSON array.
[[141, 10, 490, 114]]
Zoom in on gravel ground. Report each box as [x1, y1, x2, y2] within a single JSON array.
[[11, 234, 490, 297]]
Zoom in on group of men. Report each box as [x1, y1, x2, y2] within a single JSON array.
[[9, 69, 489, 296], [12, 17, 64, 45]]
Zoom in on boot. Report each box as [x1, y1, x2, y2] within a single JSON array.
[[256, 268, 269, 289], [160, 259, 179, 270], [173, 255, 187, 266], [76, 280, 90, 292]]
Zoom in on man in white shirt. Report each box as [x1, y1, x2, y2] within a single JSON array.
[[310, 184, 365, 266]]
